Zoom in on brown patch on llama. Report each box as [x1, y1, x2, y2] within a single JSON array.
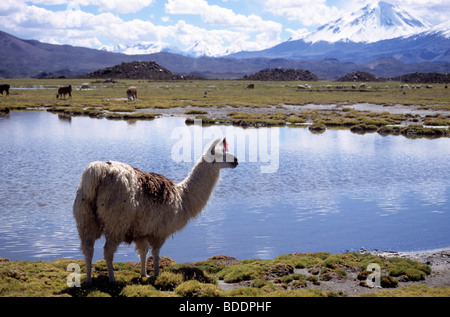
[[133, 167, 177, 204]]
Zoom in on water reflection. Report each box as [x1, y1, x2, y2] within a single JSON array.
[[0, 111, 449, 262]]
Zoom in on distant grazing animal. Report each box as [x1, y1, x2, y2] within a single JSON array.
[[56, 85, 72, 99], [0, 107, 10, 116], [400, 84, 410, 89], [0, 84, 10, 96], [359, 83, 366, 89], [246, 84, 255, 89], [73, 138, 238, 284], [127, 86, 138, 101], [80, 83, 89, 90], [297, 84, 310, 90], [426, 85, 433, 89]]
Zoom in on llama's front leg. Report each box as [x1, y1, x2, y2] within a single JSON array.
[[104, 239, 119, 283], [152, 247, 161, 277], [135, 239, 149, 278]]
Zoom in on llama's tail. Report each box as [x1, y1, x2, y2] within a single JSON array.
[[73, 161, 108, 241]]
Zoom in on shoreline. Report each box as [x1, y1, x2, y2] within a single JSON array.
[[1, 248, 449, 297], [138, 102, 450, 119]]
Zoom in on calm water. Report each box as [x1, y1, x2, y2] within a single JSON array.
[[0, 111, 449, 263]]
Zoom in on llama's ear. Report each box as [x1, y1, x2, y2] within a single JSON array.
[[207, 138, 222, 156]]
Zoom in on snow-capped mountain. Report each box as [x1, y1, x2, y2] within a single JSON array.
[[302, 1, 431, 43], [419, 20, 450, 39], [184, 41, 237, 57], [101, 42, 182, 55], [101, 40, 227, 57], [96, 0, 448, 65], [229, 1, 449, 64]]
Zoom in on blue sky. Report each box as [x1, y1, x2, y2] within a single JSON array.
[[0, 0, 448, 56]]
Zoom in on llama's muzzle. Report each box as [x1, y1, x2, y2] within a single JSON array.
[[232, 157, 238, 168]]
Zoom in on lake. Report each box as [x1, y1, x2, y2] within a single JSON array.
[[0, 111, 449, 263]]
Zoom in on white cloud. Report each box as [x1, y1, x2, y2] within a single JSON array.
[[390, 0, 449, 25], [2, 0, 447, 58], [0, 2, 141, 46], [0, 0, 280, 56], [165, 0, 281, 31], [164, 0, 282, 54], [285, 27, 310, 40], [265, 0, 342, 27], [86, 0, 155, 14], [26, 0, 155, 14]]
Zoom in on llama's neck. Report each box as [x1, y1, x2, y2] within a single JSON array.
[[177, 157, 220, 220]]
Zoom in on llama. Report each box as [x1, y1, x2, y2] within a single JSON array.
[[73, 138, 238, 284], [127, 86, 137, 101]]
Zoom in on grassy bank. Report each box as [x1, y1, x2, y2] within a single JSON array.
[[2, 78, 450, 110], [1, 79, 449, 138], [1, 252, 448, 297]]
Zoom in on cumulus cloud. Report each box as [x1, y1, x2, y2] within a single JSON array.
[[165, 0, 281, 33], [1, 0, 447, 57], [27, 0, 155, 14], [0, 0, 281, 56], [164, 0, 282, 54], [265, 0, 342, 27], [388, 0, 449, 25]]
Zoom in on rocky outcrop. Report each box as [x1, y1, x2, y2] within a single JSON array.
[[85, 61, 186, 80], [390, 72, 450, 84], [243, 68, 319, 81], [336, 71, 384, 82]]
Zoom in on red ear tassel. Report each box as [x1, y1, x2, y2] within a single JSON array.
[[223, 139, 229, 152]]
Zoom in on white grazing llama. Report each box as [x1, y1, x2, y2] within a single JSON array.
[[73, 138, 238, 284]]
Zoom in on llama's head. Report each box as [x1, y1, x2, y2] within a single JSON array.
[[204, 138, 238, 169]]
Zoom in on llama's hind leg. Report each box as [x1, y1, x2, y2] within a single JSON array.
[[104, 239, 119, 283], [135, 239, 149, 278], [81, 239, 95, 285]]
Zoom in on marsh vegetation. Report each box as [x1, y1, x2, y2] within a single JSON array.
[[1, 79, 448, 138], [1, 252, 447, 297]]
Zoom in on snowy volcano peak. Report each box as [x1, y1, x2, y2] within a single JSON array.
[[304, 1, 431, 43]]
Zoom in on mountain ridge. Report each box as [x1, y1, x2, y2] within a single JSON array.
[[1, 29, 449, 80]]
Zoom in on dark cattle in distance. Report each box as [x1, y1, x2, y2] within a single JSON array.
[[0, 84, 10, 96], [56, 85, 72, 99]]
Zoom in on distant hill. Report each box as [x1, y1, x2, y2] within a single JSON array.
[[336, 71, 383, 82], [0, 30, 129, 78], [85, 61, 185, 80], [243, 68, 319, 81], [390, 72, 450, 84]]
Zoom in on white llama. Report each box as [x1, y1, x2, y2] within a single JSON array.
[[73, 138, 238, 284]]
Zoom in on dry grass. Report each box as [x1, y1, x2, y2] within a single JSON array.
[[1, 79, 448, 137], [1, 252, 447, 297]]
